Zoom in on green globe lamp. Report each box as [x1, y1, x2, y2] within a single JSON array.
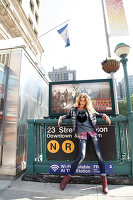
[[114, 43, 132, 114]]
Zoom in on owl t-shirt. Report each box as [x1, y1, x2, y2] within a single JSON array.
[[76, 109, 95, 133]]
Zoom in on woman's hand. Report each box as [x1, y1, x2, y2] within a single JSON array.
[[103, 114, 111, 125], [58, 116, 62, 127]]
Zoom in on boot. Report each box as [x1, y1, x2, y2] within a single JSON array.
[[101, 175, 109, 194], [60, 175, 71, 190]]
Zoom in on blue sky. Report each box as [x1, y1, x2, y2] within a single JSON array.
[[39, 0, 133, 83]]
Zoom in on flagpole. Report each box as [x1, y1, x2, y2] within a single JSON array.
[[21, 18, 70, 72], [25, 19, 70, 49], [22, 19, 70, 76], [38, 19, 70, 39], [101, 0, 119, 115], [101, 0, 111, 57]]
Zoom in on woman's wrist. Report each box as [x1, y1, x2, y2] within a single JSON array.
[[102, 114, 107, 120], [60, 116, 65, 120]]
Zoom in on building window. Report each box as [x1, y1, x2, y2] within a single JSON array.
[[17, 0, 22, 4], [68, 73, 73, 81], [54, 74, 57, 81], [30, 0, 34, 13], [36, 0, 40, 8], [34, 28, 38, 36], [28, 18, 33, 27], [58, 74, 60, 81], [49, 74, 51, 79], [64, 73, 68, 81], [35, 12, 39, 23]]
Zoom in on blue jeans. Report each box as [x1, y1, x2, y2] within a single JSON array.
[[69, 135, 106, 175]]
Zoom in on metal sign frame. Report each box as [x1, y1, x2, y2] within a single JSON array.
[[49, 79, 115, 117]]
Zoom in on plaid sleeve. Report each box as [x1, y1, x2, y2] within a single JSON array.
[[61, 107, 72, 119], [95, 112, 104, 118]]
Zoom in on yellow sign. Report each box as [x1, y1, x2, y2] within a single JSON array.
[[47, 140, 60, 153], [62, 140, 75, 153]]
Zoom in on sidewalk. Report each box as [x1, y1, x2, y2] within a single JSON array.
[[0, 175, 133, 200]]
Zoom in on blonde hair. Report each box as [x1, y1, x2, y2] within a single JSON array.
[[74, 93, 96, 115]]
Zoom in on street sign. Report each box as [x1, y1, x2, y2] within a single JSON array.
[[46, 124, 116, 161]]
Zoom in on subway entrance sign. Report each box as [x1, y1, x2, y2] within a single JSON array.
[[46, 124, 116, 161]]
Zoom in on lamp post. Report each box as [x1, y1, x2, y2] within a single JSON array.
[[114, 43, 132, 114], [114, 43, 133, 176]]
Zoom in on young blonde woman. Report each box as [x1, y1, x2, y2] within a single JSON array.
[[58, 93, 111, 194]]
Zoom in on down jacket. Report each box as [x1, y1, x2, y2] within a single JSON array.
[[63, 106, 104, 133]]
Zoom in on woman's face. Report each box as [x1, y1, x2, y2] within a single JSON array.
[[79, 97, 86, 107]]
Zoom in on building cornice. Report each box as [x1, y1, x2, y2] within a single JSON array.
[[0, 0, 44, 58]]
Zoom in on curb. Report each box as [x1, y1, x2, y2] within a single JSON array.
[[22, 174, 133, 185]]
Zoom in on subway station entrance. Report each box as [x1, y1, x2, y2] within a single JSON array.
[[25, 79, 133, 183]]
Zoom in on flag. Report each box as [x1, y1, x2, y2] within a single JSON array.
[[57, 24, 70, 47], [105, 0, 129, 36]]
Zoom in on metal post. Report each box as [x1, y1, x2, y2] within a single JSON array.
[[111, 72, 119, 115], [120, 56, 133, 176], [120, 57, 132, 113], [26, 120, 35, 174], [101, 0, 119, 115]]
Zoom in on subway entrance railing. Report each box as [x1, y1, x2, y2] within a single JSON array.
[[26, 116, 133, 176]]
